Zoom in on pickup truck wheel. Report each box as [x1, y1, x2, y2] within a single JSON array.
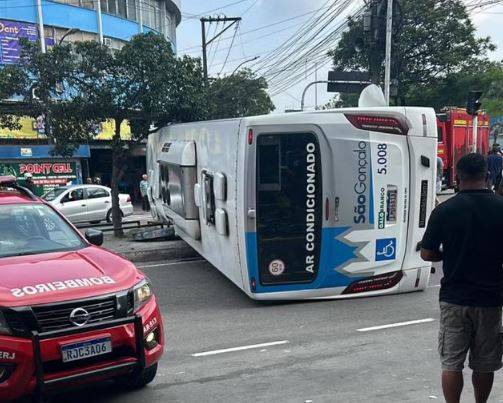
[[116, 363, 158, 389], [106, 208, 124, 223]]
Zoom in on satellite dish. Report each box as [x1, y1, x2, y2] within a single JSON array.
[[359, 84, 387, 108]]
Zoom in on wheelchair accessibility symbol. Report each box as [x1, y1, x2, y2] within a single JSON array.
[[375, 238, 397, 261]]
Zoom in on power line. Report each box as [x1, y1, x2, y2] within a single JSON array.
[[241, 0, 259, 16], [178, 6, 334, 53], [219, 22, 239, 75], [182, 0, 252, 20]]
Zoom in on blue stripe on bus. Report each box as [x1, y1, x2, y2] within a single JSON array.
[[368, 167, 375, 225], [246, 227, 364, 294]]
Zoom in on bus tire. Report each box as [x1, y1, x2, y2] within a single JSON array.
[[115, 363, 158, 389]]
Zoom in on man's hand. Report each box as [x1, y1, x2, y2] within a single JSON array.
[[420, 248, 442, 262]]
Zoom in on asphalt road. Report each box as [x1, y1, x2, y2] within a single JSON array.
[[46, 257, 503, 403]]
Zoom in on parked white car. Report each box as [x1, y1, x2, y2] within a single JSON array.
[[42, 185, 134, 224]]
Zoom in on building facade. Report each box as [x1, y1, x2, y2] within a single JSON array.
[[0, 0, 180, 50], [0, 0, 181, 197]]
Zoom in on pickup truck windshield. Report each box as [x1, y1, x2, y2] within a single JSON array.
[[0, 204, 85, 258]]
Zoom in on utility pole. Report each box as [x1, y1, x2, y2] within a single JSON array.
[[96, 0, 104, 44], [138, 0, 144, 33], [36, 0, 46, 53], [384, 0, 394, 105], [314, 63, 318, 110], [201, 16, 242, 82], [467, 91, 483, 153]]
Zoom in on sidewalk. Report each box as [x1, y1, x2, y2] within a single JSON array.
[[102, 233, 199, 263], [96, 209, 200, 263]]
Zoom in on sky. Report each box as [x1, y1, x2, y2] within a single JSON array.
[[176, 0, 503, 112]]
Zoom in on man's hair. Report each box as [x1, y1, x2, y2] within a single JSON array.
[[456, 153, 488, 181]]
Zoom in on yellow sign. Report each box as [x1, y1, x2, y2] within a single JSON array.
[[0, 116, 131, 140], [0, 116, 45, 139], [94, 120, 132, 140]]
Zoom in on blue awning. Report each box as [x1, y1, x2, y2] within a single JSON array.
[[0, 145, 90, 159]]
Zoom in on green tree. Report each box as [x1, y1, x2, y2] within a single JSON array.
[[65, 33, 207, 235], [404, 61, 503, 114], [2, 40, 99, 156], [0, 64, 29, 130], [207, 69, 275, 119], [7, 33, 207, 236], [330, 0, 495, 105]]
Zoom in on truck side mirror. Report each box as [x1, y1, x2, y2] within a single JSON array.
[[85, 229, 103, 246]]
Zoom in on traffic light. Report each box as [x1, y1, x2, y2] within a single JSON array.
[[466, 91, 483, 116]]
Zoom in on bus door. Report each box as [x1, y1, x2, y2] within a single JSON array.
[[247, 128, 324, 288], [331, 113, 411, 284]]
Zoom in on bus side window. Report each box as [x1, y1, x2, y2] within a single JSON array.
[[437, 126, 444, 143], [202, 171, 216, 225], [159, 164, 171, 205]]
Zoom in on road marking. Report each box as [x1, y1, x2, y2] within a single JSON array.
[[138, 259, 205, 269], [192, 340, 289, 357], [357, 318, 435, 332]]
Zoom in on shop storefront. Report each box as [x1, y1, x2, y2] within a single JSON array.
[[0, 145, 89, 196]]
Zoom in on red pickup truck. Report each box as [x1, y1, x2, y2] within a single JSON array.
[[437, 108, 491, 188], [0, 176, 164, 401]]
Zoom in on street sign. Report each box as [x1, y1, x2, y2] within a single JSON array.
[[328, 71, 371, 82], [327, 82, 370, 94], [327, 70, 371, 93]]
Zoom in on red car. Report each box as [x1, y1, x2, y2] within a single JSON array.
[[0, 176, 164, 402]]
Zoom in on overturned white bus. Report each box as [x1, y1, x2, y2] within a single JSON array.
[[147, 106, 437, 300]]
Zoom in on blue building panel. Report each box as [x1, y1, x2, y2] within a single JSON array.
[[0, 0, 150, 42], [0, 145, 90, 159]]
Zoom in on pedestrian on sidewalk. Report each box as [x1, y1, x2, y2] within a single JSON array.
[[420, 153, 503, 403], [487, 146, 502, 191], [139, 174, 150, 212]]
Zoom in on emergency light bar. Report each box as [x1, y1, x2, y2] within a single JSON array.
[[344, 114, 409, 135], [0, 175, 16, 185], [0, 175, 37, 200]]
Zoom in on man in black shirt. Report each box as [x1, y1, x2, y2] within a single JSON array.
[[421, 153, 503, 403]]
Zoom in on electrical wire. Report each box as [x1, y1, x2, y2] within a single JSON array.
[[177, 6, 335, 53], [218, 21, 239, 75], [241, 0, 259, 16], [181, 0, 252, 20], [248, 0, 362, 96]]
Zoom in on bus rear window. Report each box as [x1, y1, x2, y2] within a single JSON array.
[[256, 133, 322, 285]]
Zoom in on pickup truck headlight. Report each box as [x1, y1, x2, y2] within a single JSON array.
[[133, 279, 153, 311], [0, 311, 12, 336]]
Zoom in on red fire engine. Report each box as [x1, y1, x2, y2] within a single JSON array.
[[437, 108, 491, 188]]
